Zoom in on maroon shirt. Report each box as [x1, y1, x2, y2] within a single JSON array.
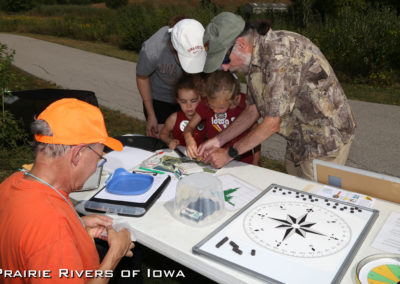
[[173, 110, 205, 146], [196, 93, 254, 164]]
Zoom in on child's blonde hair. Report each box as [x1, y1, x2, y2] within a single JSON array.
[[206, 71, 240, 101]]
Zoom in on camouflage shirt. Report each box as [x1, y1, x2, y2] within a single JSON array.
[[247, 29, 356, 163]]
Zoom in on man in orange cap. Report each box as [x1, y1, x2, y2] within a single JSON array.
[[0, 99, 137, 283]]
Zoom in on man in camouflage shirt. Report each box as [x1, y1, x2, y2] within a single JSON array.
[[198, 12, 355, 180]]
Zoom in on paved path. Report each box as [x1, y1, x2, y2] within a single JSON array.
[[1, 33, 399, 178]]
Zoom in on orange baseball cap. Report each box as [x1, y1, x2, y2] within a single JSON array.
[[35, 98, 123, 151]]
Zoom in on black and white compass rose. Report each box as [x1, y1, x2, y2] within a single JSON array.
[[269, 213, 324, 241], [243, 202, 351, 257]]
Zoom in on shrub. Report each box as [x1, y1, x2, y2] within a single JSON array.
[[311, 4, 400, 84], [0, 110, 29, 149], [0, 43, 28, 148], [0, 0, 35, 12], [118, 2, 218, 52], [105, 0, 128, 10]]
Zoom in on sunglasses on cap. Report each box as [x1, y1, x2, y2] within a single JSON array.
[[222, 45, 234, 65]]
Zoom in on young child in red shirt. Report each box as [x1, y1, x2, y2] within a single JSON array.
[[184, 71, 260, 165], [160, 73, 206, 149]]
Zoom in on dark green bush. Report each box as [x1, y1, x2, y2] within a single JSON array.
[[29, 4, 115, 17], [118, 4, 172, 51], [0, 43, 28, 148], [307, 5, 400, 84], [0, 110, 29, 149], [118, 3, 218, 52], [0, 0, 35, 12], [105, 0, 128, 10]]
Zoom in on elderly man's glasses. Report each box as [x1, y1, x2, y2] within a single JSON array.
[[222, 45, 234, 64], [87, 145, 107, 163]]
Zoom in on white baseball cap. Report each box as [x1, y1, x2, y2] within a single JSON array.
[[169, 19, 206, 74]]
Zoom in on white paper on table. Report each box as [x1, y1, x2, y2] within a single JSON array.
[[217, 174, 262, 211], [316, 185, 375, 208], [103, 146, 154, 173], [158, 175, 179, 202], [371, 211, 400, 253]]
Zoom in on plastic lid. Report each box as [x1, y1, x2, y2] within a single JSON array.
[[173, 172, 225, 226], [106, 168, 154, 195]]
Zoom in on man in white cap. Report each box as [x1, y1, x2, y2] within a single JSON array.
[[136, 18, 206, 138]]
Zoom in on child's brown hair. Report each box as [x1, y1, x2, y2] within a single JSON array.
[[205, 71, 240, 101], [175, 73, 206, 98]]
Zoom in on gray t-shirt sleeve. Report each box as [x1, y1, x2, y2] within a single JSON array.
[[135, 26, 182, 103], [136, 43, 157, 77], [136, 26, 168, 77]]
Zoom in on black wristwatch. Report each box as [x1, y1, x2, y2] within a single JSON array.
[[228, 146, 240, 160]]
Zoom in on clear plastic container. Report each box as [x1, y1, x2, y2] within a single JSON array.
[[173, 172, 225, 226]]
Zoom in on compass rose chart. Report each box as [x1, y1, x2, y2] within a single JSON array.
[[193, 184, 378, 284], [244, 202, 351, 258]]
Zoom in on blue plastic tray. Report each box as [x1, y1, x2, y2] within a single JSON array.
[[105, 168, 154, 195]]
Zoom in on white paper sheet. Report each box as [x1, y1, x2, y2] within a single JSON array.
[[371, 211, 400, 253], [103, 147, 154, 173], [217, 174, 262, 211], [158, 176, 179, 202]]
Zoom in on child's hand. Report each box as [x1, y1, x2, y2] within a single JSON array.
[[186, 141, 199, 159], [168, 139, 180, 150]]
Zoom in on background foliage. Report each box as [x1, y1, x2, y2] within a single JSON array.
[[0, 43, 28, 149], [0, 0, 399, 84], [105, 0, 128, 9]]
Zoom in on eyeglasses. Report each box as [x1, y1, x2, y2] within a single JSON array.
[[222, 45, 234, 64], [87, 145, 107, 164]]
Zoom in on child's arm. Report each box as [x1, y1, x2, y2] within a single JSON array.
[[184, 112, 202, 158], [160, 113, 180, 150]]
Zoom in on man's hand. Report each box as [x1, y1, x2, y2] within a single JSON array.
[[203, 148, 233, 169], [146, 115, 159, 137], [106, 227, 135, 258], [83, 214, 113, 239], [198, 137, 221, 158]]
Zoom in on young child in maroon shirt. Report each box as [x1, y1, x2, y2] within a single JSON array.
[[184, 71, 260, 165], [160, 73, 206, 150]]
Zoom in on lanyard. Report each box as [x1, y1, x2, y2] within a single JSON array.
[[19, 169, 86, 228]]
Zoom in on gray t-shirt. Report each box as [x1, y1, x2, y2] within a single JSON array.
[[136, 26, 183, 104]]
